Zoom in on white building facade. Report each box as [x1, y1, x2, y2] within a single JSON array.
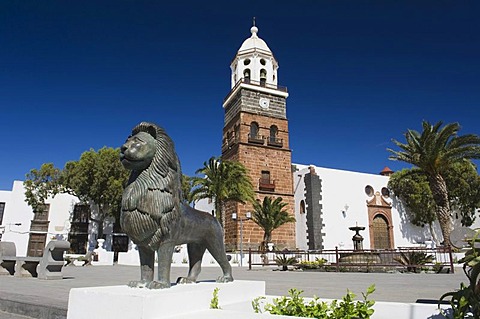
[[0, 181, 78, 256], [293, 164, 480, 251]]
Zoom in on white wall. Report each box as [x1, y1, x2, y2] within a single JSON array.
[[293, 164, 480, 251], [0, 180, 78, 256]]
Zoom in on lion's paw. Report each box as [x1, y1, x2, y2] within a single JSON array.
[[146, 280, 171, 289], [128, 280, 149, 288], [176, 277, 197, 284], [216, 275, 234, 283]]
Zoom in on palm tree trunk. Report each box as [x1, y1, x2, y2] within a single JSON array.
[[264, 232, 272, 252], [429, 173, 453, 246], [220, 201, 226, 230]]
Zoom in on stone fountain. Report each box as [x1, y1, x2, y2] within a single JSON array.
[[349, 224, 365, 250], [338, 223, 381, 266]]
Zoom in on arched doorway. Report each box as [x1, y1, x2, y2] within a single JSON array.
[[367, 190, 394, 249], [372, 214, 390, 250]]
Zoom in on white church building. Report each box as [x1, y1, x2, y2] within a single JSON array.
[[1, 24, 478, 259]]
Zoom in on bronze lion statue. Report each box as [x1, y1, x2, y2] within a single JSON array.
[[120, 122, 233, 289]]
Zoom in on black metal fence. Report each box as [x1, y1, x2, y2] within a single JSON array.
[[248, 246, 455, 274]]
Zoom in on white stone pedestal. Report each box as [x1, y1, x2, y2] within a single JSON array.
[[67, 280, 288, 319]]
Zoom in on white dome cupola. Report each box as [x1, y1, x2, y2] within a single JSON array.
[[230, 23, 279, 89]]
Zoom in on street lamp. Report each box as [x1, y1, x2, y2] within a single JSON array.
[[232, 211, 251, 267]]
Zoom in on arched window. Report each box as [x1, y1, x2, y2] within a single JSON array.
[[269, 125, 278, 142], [226, 131, 233, 145], [248, 122, 264, 144], [234, 124, 240, 140], [300, 200, 306, 214], [372, 214, 390, 249], [260, 69, 267, 86], [250, 122, 259, 139], [244, 69, 251, 82], [267, 125, 282, 147]]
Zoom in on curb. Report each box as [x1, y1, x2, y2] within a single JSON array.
[[0, 297, 67, 319]]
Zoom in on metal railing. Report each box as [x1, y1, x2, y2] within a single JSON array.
[[259, 178, 275, 191], [248, 246, 455, 273], [267, 136, 283, 147], [248, 134, 265, 144]]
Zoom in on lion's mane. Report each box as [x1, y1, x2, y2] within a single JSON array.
[[120, 122, 182, 249]]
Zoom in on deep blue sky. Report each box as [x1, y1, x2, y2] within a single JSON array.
[[1, 1, 479, 191]]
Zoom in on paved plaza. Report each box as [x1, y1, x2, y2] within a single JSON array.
[[0, 264, 465, 319]]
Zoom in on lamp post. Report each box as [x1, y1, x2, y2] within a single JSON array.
[[232, 211, 251, 267]]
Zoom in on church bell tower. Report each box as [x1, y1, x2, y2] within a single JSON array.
[[222, 23, 295, 250]]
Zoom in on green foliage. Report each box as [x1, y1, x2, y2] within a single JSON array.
[[393, 251, 434, 273], [444, 162, 480, 226], [24, 163, 63, 213], [388, 121, 480, 246], [389, 163, 480, 229], [191, 157, 255, 227], [24, 147, 129, 224], [251, 196, 295, 251], [388, 121, 480, 174], [297, 258, 328, 270], [252, 296, 266, 313], [388, 169, 436, 227], [254, 285, 376, 319], [181, 174, 194, 205], [275, 255, 298, 271], [62, 147, 129, 220], [210, 287, 221, 309], [440, 229, 480, 318]]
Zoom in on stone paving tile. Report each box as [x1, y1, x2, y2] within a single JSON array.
[[0, 264, 466, 318]]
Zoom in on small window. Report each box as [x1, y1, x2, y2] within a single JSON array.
[[260, 69, 267, 86], [244, 59, 251, 65], [234, 124, 240, 139], [261, 170, 271, 182], [267, 125, 282, 147], [365, 185, 374, 197], [260, 58, 266, 65], [250, 122, 259, 138], [381, 187, 390, 198], [259, 170, 275, 191], [260, 69, 267, 78], [244, 69, 251, 82], [269, 125, 278, 139], [0, 202, 5, 225], [300, 200, 306, 214]]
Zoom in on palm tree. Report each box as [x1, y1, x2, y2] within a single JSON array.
[[181, 174, 194, 205], [251, 196, 296, 251], [190, 157, 254, 229], [388, 121, 480, 246]]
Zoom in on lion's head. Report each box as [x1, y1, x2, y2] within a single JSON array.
[[120, 122, 182, 248]]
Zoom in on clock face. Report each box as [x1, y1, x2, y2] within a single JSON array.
[[259, 98, 270, 109]]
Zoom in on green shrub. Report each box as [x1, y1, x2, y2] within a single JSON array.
[[297, 258, 328, 270], [210, 287, 221, 309], [253, 285, 376, 319], [275, 255, 298, 271], [394, 251, 434, 273]]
